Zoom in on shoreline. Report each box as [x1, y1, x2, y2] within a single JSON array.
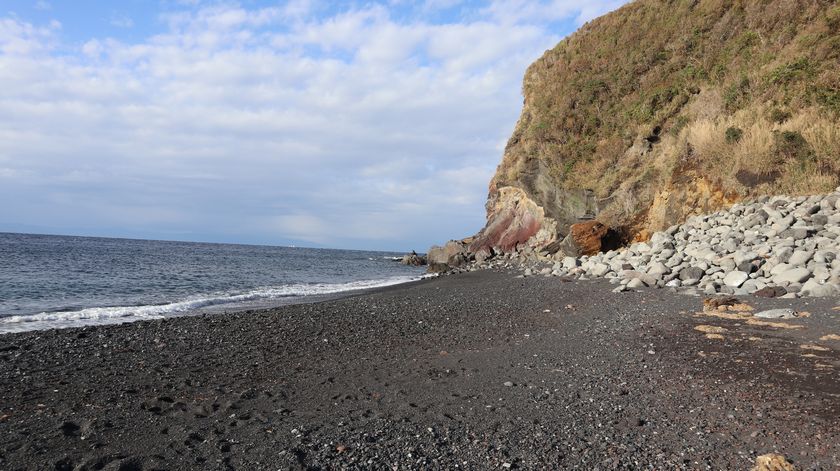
[[1, 270, 838, 469], [0, 275, 432, 335]]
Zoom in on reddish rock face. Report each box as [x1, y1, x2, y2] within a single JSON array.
[[471, 207, 540, 253], [569, 220, 609, 256], [469, 187, 549, 254]]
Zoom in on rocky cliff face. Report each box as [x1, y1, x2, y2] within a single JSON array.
[[463, 0, 840, 259]]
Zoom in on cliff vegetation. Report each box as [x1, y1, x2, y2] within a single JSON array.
[[482, 0, 840, 252]]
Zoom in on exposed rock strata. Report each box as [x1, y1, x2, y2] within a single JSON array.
[[468, 187, 556, 254]]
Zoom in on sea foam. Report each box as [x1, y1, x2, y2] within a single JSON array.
[[0, 276, 420, 334]]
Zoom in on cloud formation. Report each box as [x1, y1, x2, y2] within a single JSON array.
[[0, 0, 626, 250]]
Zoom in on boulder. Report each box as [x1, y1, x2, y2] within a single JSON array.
[[753, 286, 787, 298], [814, 250, 836, 264], [562, 256, 579, 269], [646, 262, 670, 277], [474, 247, 495, 263], [723, 271, 750, 288], [787, 250, 813, 266], [427, 240, 470, 268], [772, 267, 812, 284], [558, 220, 611, 257], [679, 266, 705, 281], [590, 263, 610, 277], [400, 252, 426, 266], [427, 263, 449, 273], [621, 270, 656, 287], [769, 263, 793, 276], [800, 279, 840, 297], [626, 278, 646, 289]]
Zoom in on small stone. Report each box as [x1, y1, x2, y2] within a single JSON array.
[[503, 381, 514, 387], [753, 286, 787, 298], [754, 308, 796, 319]]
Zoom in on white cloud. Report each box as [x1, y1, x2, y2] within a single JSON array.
[[0, 1, 628, 249], [110, 14, 134, 29]]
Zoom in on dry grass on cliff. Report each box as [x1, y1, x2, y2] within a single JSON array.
[[676, 107, 840, 196], [589, 104, 840, 229], [492, 0, 840, 234]]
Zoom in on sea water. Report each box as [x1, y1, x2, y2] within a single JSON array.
[[0, 232, 427, 333]]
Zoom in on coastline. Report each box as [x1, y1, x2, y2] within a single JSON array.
[[1, 270, 838, 469], [0, 274, 430, 335]]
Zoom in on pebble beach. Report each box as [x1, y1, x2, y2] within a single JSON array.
[[1, 270, 838, 469]]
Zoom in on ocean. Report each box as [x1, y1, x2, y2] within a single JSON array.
[[0, 232, 427, 334]]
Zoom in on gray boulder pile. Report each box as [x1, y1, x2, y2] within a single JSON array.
[[553, 190, 840, 297]]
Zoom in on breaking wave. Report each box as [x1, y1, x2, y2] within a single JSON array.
[[0, 276, 420, 334]]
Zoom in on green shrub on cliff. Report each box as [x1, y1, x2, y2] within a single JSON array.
[[491, 0, 840, 238], [725, 127, 743, 144]]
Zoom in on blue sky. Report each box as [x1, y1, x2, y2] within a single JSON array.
[[0, 0, 627, 251]]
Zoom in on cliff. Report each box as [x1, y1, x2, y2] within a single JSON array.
[[465, 0, 840, 259]]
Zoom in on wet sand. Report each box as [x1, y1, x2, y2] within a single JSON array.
[[1, 270, 839, 470]]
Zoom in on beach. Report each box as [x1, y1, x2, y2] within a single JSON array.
[[1, 270, 839, 470]]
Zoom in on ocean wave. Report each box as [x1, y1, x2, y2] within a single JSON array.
[[0, 276, 420, 334]]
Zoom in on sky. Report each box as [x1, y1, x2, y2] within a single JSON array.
[[0, 0, 627, 251]]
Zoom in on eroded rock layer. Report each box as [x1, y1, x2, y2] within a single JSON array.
[[468, 187, 556, 254]]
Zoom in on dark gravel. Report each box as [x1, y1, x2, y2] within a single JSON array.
[[1, 270, 839, 470]]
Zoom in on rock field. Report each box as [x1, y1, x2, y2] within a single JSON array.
[[467, 188, 840, 298]]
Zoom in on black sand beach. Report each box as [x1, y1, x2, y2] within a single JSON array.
[[1, 270, 839, 470]]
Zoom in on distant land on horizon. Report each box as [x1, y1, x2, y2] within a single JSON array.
[[0, 230, 417, 254]]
